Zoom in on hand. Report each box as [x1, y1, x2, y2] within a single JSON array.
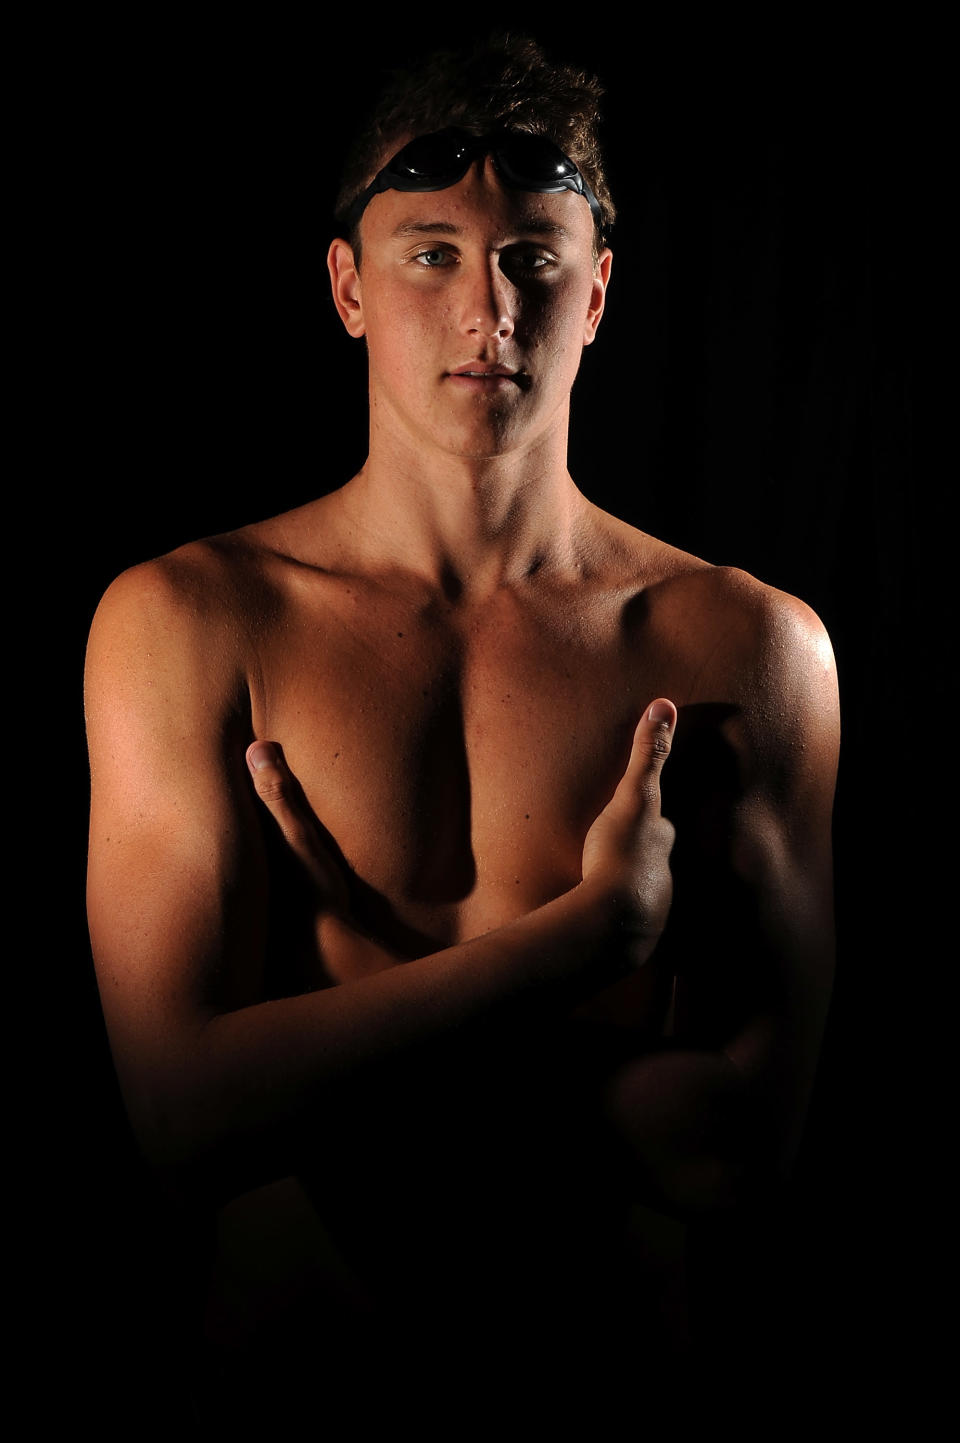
[[580, 699, 677, 955], [246, 741, 402, 984], [246, 740, 351, 917]]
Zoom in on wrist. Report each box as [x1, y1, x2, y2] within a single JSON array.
[[575, 873, 664, 973]]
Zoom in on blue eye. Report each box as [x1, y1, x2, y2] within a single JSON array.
[[416, 249, 451, 267]]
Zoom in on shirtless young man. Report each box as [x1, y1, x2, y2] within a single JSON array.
[[85, 35, 839, 1413]]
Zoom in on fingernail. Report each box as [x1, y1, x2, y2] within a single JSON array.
[[248, 743, 277, 771], [648, 701, 674, 725]]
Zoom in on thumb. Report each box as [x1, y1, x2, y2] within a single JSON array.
[[245, 740, 334, 888], [246, 740, 318, 834], [245, 740, 351, 911], [247, 740, 295, 806], [623, 698, 676, 798]]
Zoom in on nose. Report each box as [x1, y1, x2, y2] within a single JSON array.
[[459, 258, 515, 341]]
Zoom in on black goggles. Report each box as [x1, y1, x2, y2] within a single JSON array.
[[344, 127, 603, 232]]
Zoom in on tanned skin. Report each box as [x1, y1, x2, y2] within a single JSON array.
[[86, 156, 838, 1358]]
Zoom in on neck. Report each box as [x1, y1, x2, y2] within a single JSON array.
[[337, 421, 593, 598]]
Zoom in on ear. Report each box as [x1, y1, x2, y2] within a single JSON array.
[[583, 247, 612, 346], [328, 238, 365, 338]]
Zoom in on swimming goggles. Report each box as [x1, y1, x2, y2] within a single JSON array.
[[344, 127, 603, 229]]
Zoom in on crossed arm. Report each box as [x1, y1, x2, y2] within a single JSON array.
[[85, 559, 838, 1214], [85, 561, 679, 1203]]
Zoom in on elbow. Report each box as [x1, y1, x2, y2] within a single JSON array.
[[128, 1093, 290, 1211], [117, 1079, 227, 1208], [111, 1045, 287, 1210]]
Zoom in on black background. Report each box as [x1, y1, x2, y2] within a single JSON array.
[[48, 14, 924, 1424]]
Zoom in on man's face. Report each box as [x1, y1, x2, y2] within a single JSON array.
[[328, 155, 611, 463]]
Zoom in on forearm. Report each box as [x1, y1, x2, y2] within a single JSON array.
[[132, 877, 636, 1201]]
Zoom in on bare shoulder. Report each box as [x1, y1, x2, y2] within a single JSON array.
[[666, 563, 834, 672], [593, 511, 841, 803], [689, 565, 836, 714], [660, 565, 840, 823], [85, 503, 316, 682], [592, 509, 836, 700], [85, 535, 274, 770], [91, 527, 267, 638]]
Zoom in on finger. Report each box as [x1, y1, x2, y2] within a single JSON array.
[[246, 740, 342, 893], [623, 699, 676, 797]]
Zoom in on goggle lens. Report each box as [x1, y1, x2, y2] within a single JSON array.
[[346, 128, 602, 229]]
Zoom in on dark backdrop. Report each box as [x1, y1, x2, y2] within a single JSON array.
[[51, 17, 921, 1424]]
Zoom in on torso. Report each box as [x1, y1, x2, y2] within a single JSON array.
[[161, 482, 777, 1337]]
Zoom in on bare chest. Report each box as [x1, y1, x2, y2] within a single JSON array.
[[251, 579, 670, 947]]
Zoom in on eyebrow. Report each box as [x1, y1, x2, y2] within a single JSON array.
[[390, 218, 573, 242]]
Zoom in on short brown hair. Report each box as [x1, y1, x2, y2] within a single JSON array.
[[335, 33, 615, 258]]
